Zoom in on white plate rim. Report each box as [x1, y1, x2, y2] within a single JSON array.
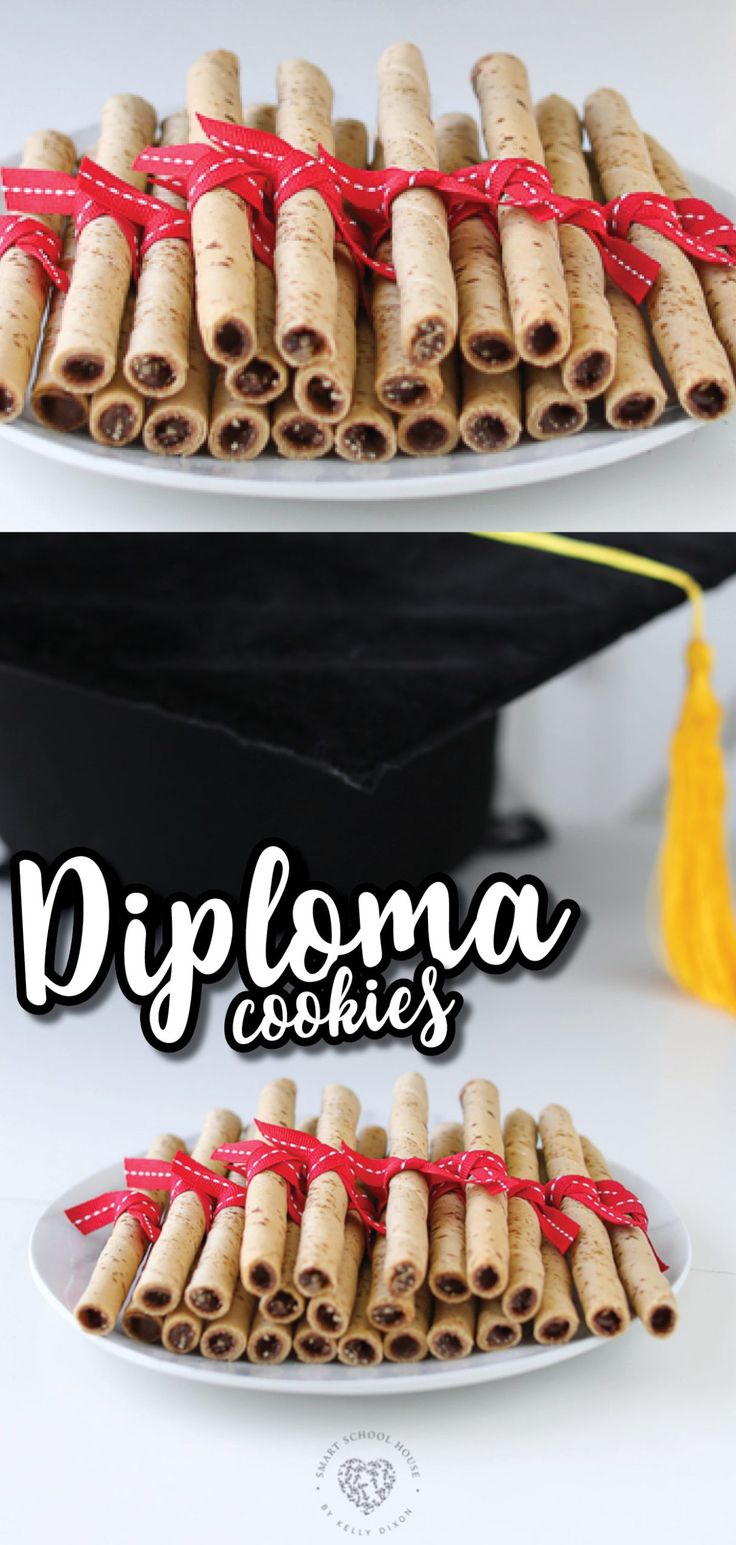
[[29, 1151, 691, 1397], [2, 135, 731, 501]]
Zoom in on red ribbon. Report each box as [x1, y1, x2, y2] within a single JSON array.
[[65, 1188, 162, 1241], [133, 139, 275, 266], [212, 1132, 308, 1223], [607, 189, 736, 272], [546, 1172, 668, 1270], [0, 213, 66, 288]]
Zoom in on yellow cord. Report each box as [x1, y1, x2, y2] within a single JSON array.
[[475, 531, 736, 1016]]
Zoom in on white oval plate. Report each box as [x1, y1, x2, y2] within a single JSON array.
[[2, 133, 732, 500], [30, 1152, 690, 1396]]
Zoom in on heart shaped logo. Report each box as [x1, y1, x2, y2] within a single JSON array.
[[337, 1457, 397, 1515]]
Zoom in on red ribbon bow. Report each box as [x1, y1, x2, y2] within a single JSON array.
[[65, 1187, 162, 1241], [546, 1172, 667, 1270], [606, 190, 736, 272], [133, 137, 275, 266], [0, 213, 66, 288]]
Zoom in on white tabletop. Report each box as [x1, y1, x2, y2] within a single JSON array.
[[0, 0, 734, 531], [2, 822, 735, 1543]]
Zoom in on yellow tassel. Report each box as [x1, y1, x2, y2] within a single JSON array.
[[475, 530, 736, 1017]]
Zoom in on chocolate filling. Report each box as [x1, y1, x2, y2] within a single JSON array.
[[169, 1324, 195, 1351], [255, 1335, 281, 1360], [471, 336, 514, 366], [99, 404, 136, 444], [298, 1268, 329, 1293], [509, 1287, 536, 1316], [234, 358, 281, 397], [306, 376, 344, 416], [316, 1304, 341, 1332], [435, 1274, 468, 1298], [131, 355, 177, 391], [38, 391, 87, 432], [282, 327, 323, 362], [283, 419, 325, 452], [687, 381, 727, 418], [214, 321, 249, 360], [541, 1318, 570, 1342], [372, 1305, 404, 1327], [219, 419, 256, 456], [469, 414, 509, 450], [616, 393, 656, 427], [142, 1288, 171, 1311], [650, 1306, 675, 1334], [125, 1313, 161, 1344], [62, 355, 104, 385], [265, 1290, 298, 1319], [526, 321, 559, 359], [539, 402, 581, 435], [190, 1288, 222, 1315], [593, 1309, 622, 1336], [487, 1325, 515, 1346], [391, 1264, 416, 1294], [77, 1306, 108, 1331], [0, 387, 17, 417], [473, 1266, 499, 1293], [404, 418, 447, 454], [383, 378, 427, 408], [389, 1335, 419, 1359], [411, 319, 446, 361], [301, 1334, 332, 1358], [250, 1264, 275, 1292], [152, 414, 191, 450], [342, 1339, 376, 1366], [207, 1332, 235, 1356], [572, 350, 608, 391], [434, 1332, 463, 1358], [342, 423, 388, 461]]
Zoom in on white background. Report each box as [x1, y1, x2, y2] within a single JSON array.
[[0, 0, 734, 529]]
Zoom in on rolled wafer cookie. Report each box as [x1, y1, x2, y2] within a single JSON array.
[[384, 1071, 430, 1297], [581, 1137, 678, 1337], [0, 127, 76, 421], [188, 50, 256, 367], [472, 54, 570, 365], [604, 285, 668, 429], [377, 44, 456, 364], [476, 1299, 522, 1350], [645, 133, 736, 375], [335, 312, 397, 461], [31, 226, 90, 433], [133, 1107, 240, 1314], [459, 358, 522, 452], [247, 1308, 293, 1364], [89, 294, 144, 446], [74, 1131, 183, 1334], [306, 1122, 385, 1336], [293, 1318, 338, 1364], [337, 1262, 384, 1367], [396, 353, 460, 455], [461, 1079, 509, 1298], [435, 112, 517, 372], [185, 1137, 246, 1318], [240, 1078, 297, 1295], [373, 235, 443, 413], [538, 1104, 630, 1338], [162, 1296, 202, 1353], [295, 1083, 360, 1295], [293, 116, 366, 423], [535, 95, 617, 398], [383, 1280, 432, 1362], [501, 1109, 544, 1322], [259, 1219, 304, 1325], [124, 110, 194, 397], [143, 320, 210, 455], [274, 59, 337, 366], [208, 370, 270, 459], [272, 382, 335, 458], [51, 94, 156, 391], [427, 1121, 470, 1302], [428, 1296, 476, 1360], [367, 1226, 415, 1330], [584, 89, 734, 420], [525, 365, 588, 439], [224, 102, 288, 405], [533, 1237, 580, 1345], [120, 1303, 164, 1344], [200, 1278, 256, 1360], [300, 1115, 319, 1137]]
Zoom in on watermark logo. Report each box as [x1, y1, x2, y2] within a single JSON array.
[[315, 1429, 421, 1534], [338, 1457, 396, 1514]]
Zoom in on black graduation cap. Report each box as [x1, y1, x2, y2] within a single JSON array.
[[0, 531, 734, 1016]]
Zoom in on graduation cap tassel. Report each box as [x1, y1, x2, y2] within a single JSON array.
[[477, 531, 736, 1017]]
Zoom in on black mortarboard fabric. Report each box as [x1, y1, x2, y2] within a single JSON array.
[[0, 532, 734, 903]]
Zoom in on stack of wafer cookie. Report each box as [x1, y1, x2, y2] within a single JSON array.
[[69, 1073, 680, 1365], [2, 46, 733, 457]]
